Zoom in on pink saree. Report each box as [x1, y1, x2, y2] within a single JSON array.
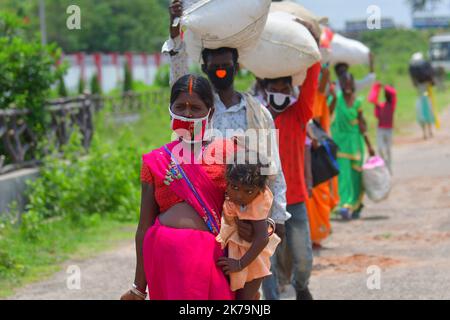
[[142, 141, 234, 300]]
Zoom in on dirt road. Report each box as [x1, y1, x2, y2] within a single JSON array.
[[8, 109, 450, 300]]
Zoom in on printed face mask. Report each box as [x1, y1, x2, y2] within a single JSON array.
[[203, 65, 235, 90], [266, 91, 298, 113], [169, 106, 211, 144]]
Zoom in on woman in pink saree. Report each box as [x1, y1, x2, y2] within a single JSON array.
[[121, 74, 236, 300]]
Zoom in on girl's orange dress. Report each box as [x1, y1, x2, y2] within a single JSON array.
[[216, 187, 281, 291]]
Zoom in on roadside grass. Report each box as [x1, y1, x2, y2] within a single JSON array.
[[0, 216, 135, 298]]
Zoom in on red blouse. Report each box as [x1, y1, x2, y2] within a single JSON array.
[[140, 140, 237, 213]]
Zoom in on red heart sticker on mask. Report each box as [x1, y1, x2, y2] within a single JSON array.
[[216, 69, 227, 79]]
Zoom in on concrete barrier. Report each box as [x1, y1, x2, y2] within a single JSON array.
[[0, 168, 40, 218]]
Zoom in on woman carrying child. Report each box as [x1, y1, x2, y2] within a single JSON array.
[[216, 152, 281, 300]]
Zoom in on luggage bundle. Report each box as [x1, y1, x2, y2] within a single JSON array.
[[270, 0, 328, 40], [180, 0, 271, 63], [362, 156, 392, 202], [240, 11, 321, 86], [308, 121, 340, 187], [329, 33, 371, 66], [409, 53, 434, 84], [179, 0, 324, 85]]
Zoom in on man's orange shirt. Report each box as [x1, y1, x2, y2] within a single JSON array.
[[274, 63, 320, 205]]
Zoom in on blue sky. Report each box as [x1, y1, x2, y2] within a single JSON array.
[[294, 0, 450, 30]]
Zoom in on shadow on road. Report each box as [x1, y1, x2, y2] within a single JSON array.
[[330, 216, 390, 223]]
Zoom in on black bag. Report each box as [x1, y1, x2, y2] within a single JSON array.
[[309, 121, 340, 187], [409, 60, 434, 84]]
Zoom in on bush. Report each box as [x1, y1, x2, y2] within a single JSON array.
[[90, 74, 102, 95], [154, 64, 170, 88], [123, 63, 133, 92], [57, 75, 68, 97], [23, 129, 141, 240], [0, 13, 66, 133], [78, 77, 86, 94], [18, 85, 171, 237]]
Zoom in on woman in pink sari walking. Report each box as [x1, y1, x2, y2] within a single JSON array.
[[121, 74, 237, 300]]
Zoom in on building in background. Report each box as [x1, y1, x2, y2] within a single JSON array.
[[413, 13, 450, 29], [345, 18, 396, 34]]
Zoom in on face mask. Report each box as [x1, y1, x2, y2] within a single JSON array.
[[266, 91, 298, 113], [169, 106, 211, 144], [203, 65, 235, 90]]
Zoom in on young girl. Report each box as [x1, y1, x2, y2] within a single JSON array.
[[216, 156, 281, 300]]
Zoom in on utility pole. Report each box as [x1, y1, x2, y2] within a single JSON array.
[[39, 0, 47, 45]]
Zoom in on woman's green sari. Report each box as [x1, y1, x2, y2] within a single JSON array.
[[331, 91, 365, 212]]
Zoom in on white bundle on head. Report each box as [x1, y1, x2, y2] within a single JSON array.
[[180, 0, 271, 63], [240, 11, 321, 86], [270, 0, 328, 41], [329, 33, 370, 66], [411, 52, 425, 62]]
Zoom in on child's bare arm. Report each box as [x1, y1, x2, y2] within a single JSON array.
[[240, 219, 270, 268], [217, 219, 269, 275]]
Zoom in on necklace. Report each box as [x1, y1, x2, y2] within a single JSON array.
[[164, 141, 211, 186], [164, 159, 183, 186]]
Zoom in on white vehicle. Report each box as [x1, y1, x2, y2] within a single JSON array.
[[429, 34, 450, 76]]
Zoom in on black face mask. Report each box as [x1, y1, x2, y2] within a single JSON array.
[[202, 65, 235, 90], [268, 93, 291, 112]]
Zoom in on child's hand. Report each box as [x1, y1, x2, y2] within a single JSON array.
[[217, 257, 242, 275]]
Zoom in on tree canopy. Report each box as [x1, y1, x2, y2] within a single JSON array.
[[0, 0, 170, 53]]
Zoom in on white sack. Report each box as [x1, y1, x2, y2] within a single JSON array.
[[330, 33, 370, 66], [181, 0, 271, 63], [240, 11, 321, 86]]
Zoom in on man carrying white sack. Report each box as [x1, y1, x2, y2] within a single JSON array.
[[249, 18, 321, 300], [163, 0, 291, 266]]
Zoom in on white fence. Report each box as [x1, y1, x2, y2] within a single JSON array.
[[61, 53, 170, 93]]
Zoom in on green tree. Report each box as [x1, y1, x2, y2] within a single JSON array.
[[0, 13, 66, 132], [1, 0, 170, 53]]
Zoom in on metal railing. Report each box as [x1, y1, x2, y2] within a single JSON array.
[[0, 89, 169, 175]]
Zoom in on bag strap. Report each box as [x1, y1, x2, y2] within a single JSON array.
[[322, 139, 339, 170], [163, 146, 219, 235]]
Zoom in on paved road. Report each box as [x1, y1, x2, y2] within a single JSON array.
[[309, 107, 450, 300], [8, 109, 450, 300]]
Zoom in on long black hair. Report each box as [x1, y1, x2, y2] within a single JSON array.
[[170, 74, 215, 109]]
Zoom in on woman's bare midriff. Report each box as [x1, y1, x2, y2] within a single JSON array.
[[158, 202, 210, 232]]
